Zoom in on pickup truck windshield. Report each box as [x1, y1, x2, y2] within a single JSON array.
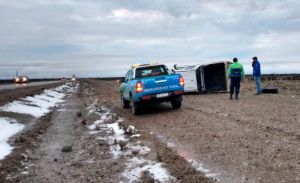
[[135, 66, 169, 78]]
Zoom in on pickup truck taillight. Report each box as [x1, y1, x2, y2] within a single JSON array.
[[179, 76, 185, 87], [136, 82, 144, 93]]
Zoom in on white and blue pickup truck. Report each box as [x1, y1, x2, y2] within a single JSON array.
[[120, 63, 185, 115]]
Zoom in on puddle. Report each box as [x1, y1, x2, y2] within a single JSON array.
[[156, 133, 220, 180]]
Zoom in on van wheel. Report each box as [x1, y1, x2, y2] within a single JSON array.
[[131, 99, 140, 115], [171, 98, 182, 109], [121, 97, 130, 108]]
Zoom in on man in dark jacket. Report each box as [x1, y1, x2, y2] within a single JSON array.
[[252, 57, 261, 95], [228, 58, 245, 99]]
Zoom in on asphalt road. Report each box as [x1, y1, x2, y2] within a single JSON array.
[[0, 81, 63, 91]]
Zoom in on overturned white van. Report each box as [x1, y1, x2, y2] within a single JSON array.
[[175, 61, 232, 93]]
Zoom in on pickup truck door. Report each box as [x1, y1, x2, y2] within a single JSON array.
[[122, 70, 132, 100]]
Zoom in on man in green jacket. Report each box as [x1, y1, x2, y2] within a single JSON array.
[[228, 58, 245, 99]]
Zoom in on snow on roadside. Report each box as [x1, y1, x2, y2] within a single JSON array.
[[188, 159, 219, 178], [87, 104, 175, 183], [0, 83, 77, 118], [121, 157, 174, 183], [0, 118, 25, 160], [0, 101, 50, 118], [0, 82, 78, 161]]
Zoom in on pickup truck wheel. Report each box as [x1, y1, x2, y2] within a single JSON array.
[[131, 100, 140, 115], [121, 97, 130, 108], [171, 99, 182, 109]]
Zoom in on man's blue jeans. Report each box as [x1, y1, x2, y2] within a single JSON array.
[[255, 76, 261, 94]]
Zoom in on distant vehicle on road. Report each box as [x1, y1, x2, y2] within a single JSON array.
[[120, 63, 185, 115], [14, 76, 29, 84], [71, 75, 76, 81]]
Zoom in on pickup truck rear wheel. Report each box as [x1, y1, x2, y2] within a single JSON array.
[[171, 98, 182, 109], [131, 99, 140, 115], [121, 97, 130, 108]]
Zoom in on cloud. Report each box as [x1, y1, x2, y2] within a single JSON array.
[[0, 0, 300, 78]]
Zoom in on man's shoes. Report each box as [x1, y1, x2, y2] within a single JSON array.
[[229, 96, 233, 100], [235, 96, 239, 100]]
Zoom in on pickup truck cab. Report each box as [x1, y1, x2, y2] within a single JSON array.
[[120, 63, 184, 115]]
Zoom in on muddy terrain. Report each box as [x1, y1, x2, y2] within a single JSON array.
[[0, 78, 299, 183]]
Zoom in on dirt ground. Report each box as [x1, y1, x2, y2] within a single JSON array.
[[0, 78, 299, 183]]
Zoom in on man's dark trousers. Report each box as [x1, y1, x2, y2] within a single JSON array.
[[230, 77, 241, 97]]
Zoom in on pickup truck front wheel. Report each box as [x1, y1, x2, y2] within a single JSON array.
[[121, 97, 130, 108], [131, 99, 140, 115], [171, 97, 182, 109]]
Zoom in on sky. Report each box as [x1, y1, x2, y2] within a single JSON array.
[[0, 0, 300, 78]]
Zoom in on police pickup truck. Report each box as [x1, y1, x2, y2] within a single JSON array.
[[120, 63, 184, 115]]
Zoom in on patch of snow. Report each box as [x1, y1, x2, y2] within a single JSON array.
[[89, 130, 103, 135], [188, 159, 219, 178], [128, 125, 135, 130], [129, 145, 151, 155], [0, 83, 75, 118], [43, 90, 65, 100], [88, 112, 111, 130], [126, 125, 139, 135], [86, 159, 95, 164], [121, 157, 175, 183], [87, 100, 98, 114], [21, 171, 29, 175], [57, 109, 74, 112], [0, 118, 25, 160], [130, 134, 141, 138], [167, 142, 176, 148], [107, 122, 126, 141], [87, 105, 174, 183], [110, 145, 122, 158], [0, 101, 50, 118]]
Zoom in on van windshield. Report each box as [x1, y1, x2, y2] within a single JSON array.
[[135, 65, 168, 78]]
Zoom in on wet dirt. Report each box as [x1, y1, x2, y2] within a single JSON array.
[[85, 78, 299, 183], [0, 78, 299, 183]]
